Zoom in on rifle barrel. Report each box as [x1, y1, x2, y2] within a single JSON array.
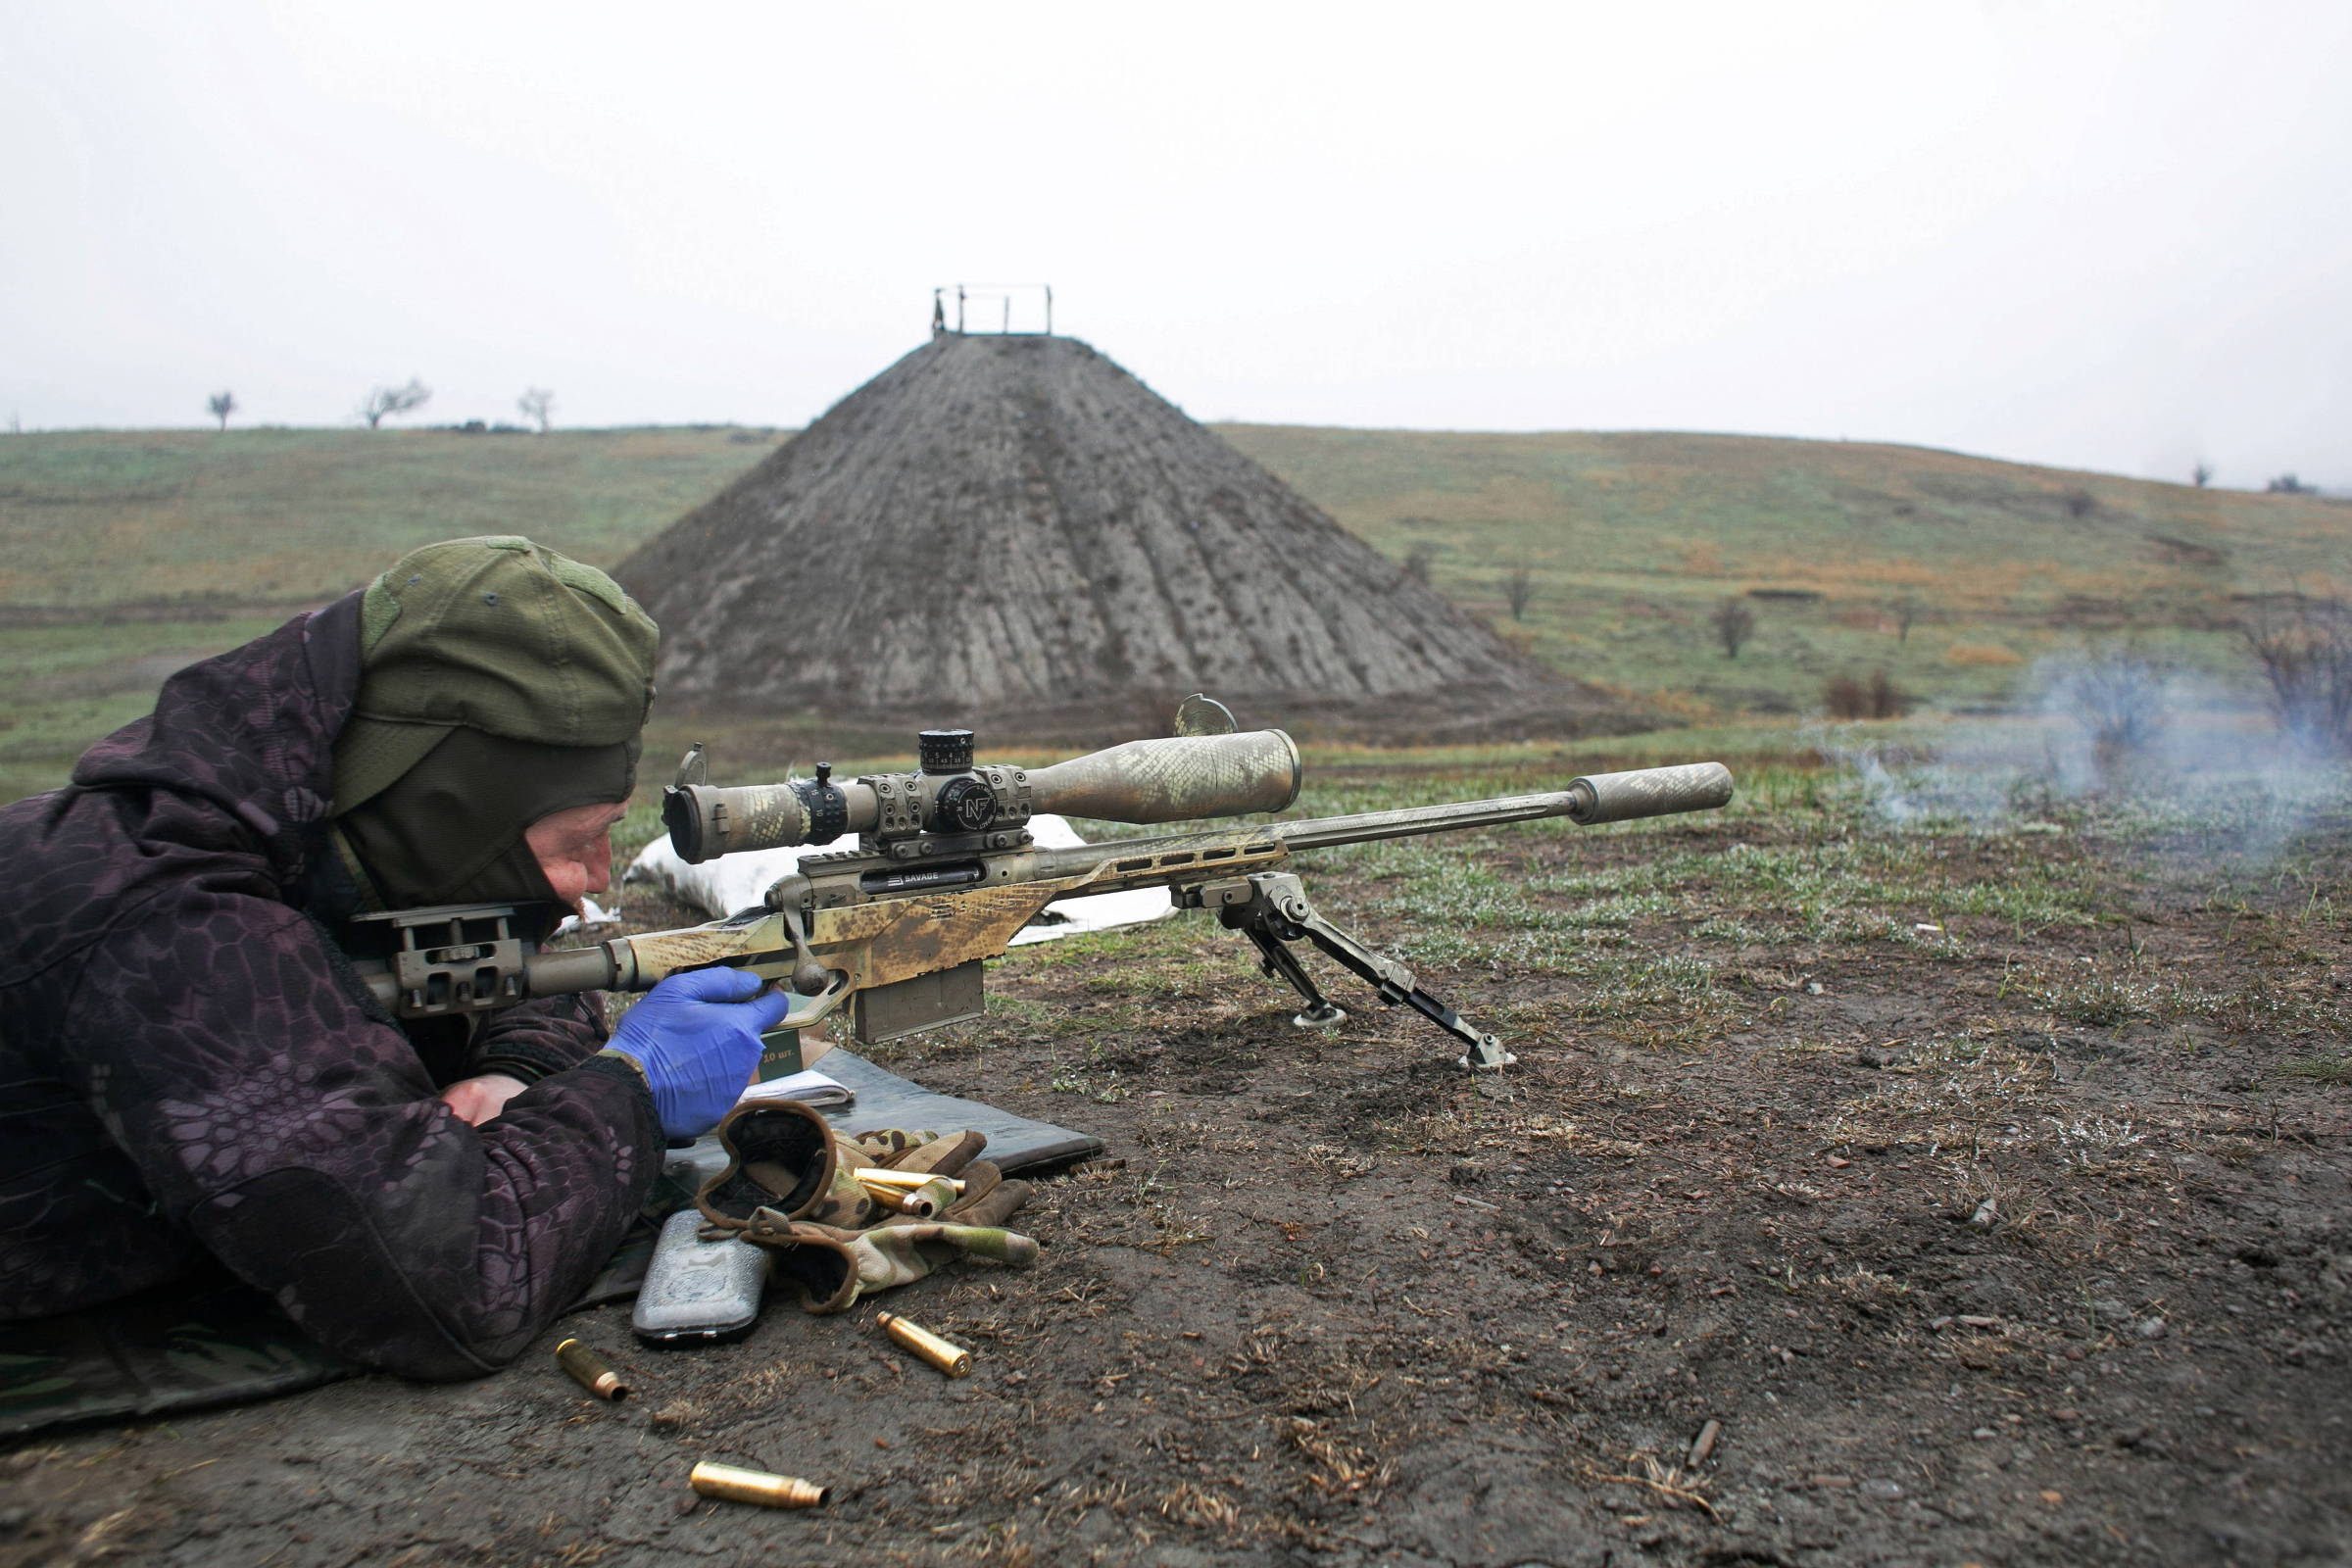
[[1280, 761, 1733, 850], [1030, 762, 1734, 872], [1273, 791, 1584, 852]]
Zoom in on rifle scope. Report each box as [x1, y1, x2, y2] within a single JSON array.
[[662, 728, 1302, 864]]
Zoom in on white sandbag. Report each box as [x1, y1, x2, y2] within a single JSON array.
[[622, 812, 1173, 945], [550, 895, 619, 939]]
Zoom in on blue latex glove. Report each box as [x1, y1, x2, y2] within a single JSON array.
[[604, 968, 795, 1141]]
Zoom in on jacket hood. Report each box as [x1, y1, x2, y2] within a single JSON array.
[[71, 593, 365, 884]]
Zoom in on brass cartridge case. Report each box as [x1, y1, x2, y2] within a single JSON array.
[[688, 1460, 828, 1509], [853, 1167, 965, 1193], [858, 1181, 911, 1214], [860, 1175, 956, 1217], [876, 1311, 972, 1377], [554, 1338, 630, 1401]]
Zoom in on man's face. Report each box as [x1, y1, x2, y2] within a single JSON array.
[[524, 800, 629, 913]]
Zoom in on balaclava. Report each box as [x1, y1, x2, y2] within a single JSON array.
[[329, 536, 659, 909]]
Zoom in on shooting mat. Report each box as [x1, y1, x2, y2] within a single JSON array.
[[0, 1052, 1098, 1438]]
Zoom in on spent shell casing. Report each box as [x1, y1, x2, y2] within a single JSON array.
[[858, 1181, 911, 1214], [862, 1175, 954, 1218], [554, 1338, 630, 1401], [875, 1311, 972, 1377], [688, 1461, 827, 1509], [853, 1167, 965, 1193]]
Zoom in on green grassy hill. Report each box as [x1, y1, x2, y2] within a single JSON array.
[[1, 422, 2339, 802], [0, 426, 780, 803], [0, 426, 782, 608], [1217, 425, 2347, 720]]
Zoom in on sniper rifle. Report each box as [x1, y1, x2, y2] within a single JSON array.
[[350, 704, 1733, 1069]]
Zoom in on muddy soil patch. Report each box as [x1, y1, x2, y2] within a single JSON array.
[[6, 798, 2349, 1566]]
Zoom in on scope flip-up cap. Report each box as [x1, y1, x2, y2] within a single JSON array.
[[332, 535, 659, 812]]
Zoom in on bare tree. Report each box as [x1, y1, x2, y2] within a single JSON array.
[[2242, 593, 2352, 755], [1502, 560, 1538, 621], [359, 378, 432, 429], [1825, 669, 1912, 720], [1891, 594, 1920, 644], [516, 387, 556, 433], [206, 390, 237, 432], [1710, 597, 1756, 660], [2046, 647, 2169, 779], [2192, 461, 2213, 488]]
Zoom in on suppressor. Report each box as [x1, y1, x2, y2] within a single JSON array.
[[1563, 761, 1735, 824], [688, 1461, 828, 1509], [876, 1311, 973, 1377], [554, 1338, 630, 1400]]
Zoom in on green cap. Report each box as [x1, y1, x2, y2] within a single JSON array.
[[331, 536, 658, 812]]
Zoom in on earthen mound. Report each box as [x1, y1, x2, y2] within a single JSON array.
[[616, 333, 1625, 743]]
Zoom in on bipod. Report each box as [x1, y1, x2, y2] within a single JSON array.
[[1180, 871, 1514, 1070]]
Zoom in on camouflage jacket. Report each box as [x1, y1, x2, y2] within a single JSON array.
[[0, 594, 662, 1380]]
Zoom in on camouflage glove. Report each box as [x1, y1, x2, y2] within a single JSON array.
[[698, 1101, 881, 1231], [742, 1172, 1038, 1314], [697, 1105, 1028, 1260], [850, 1127, 979, 1171], [714, 1123, 1039, 1316]]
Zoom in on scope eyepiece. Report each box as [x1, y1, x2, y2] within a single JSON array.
[[662, 772, 855, 864]]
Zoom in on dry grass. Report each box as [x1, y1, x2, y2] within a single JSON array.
[[1945, 641, 2027, 666]]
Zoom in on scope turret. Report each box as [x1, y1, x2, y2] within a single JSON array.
[[918, 729, 975, 774]]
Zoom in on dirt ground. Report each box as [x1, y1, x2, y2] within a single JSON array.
[[4, 773, 2348, 1568]]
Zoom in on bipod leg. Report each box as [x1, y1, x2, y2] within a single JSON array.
[[1392, 988, 1513, 1071], [1224, 872, 1515, 1070], [1237, 925, 1348, 1030]]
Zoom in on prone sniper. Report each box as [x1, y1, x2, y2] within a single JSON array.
[[0, 532, 1730, 1390]]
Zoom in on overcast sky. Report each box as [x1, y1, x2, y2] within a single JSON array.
[[5, 2, 2347, 487]]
